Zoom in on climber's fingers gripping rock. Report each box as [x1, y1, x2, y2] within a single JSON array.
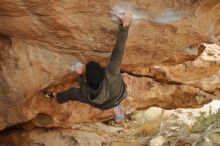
[[70, 62, 84, 75], [118, 10, 133, 27]]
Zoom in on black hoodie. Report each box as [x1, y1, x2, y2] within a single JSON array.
[[77, 25, 129, 109]]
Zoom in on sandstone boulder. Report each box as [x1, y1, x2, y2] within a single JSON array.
[[0, 0, 220, 130]]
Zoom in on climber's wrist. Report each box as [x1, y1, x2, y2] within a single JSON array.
[[122, 22, 130, 27]]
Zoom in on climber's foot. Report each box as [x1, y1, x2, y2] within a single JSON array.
[[42, 90, 55, 99]]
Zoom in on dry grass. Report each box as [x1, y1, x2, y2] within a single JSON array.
[[135, 118, 161, 136]]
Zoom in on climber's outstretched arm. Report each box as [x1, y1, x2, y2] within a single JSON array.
[[106, 11, 132, 74]]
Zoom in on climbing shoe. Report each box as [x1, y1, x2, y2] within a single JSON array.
[[42, 91, 55, 99]]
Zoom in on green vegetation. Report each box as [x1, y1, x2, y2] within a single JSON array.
[[191, 108, 220, 132]]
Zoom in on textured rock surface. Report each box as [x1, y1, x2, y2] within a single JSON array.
[[1, 101, 220, 146], [0, 128, 104, 146], [0, 0, 220, 131]]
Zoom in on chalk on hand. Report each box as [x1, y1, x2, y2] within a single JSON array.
[[69, 62, 83, 72]]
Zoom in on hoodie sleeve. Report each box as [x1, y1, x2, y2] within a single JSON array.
[[105, 25, 129, 75]]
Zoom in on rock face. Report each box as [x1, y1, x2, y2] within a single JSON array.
[[0, 128, 104, 146], [1, 101, 220, 146], [0, 0, 220, 131]]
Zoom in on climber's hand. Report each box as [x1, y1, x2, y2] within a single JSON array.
[[74, 62, 84, 75], [118, 10, 132, 27]]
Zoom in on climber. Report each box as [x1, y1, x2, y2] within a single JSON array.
[[43, 10, 132, 110]]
